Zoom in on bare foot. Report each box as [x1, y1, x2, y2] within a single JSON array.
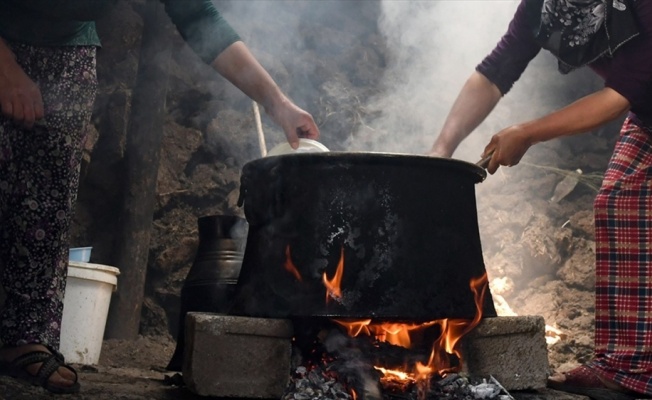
[[0, 344, 77, 389]]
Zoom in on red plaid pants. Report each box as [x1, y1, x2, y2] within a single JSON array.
[[590, 118, 652, 394]]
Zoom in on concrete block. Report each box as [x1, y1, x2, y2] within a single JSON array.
[[183, 313, 293, 398], [461, 315, 549, 391]]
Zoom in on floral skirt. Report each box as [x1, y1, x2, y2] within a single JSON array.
[[0, 43, 97, 348], [591, 117, 652, 394]]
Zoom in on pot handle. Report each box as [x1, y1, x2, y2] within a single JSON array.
[[237, 164, 284, 226], [476, 150, 494, 169]]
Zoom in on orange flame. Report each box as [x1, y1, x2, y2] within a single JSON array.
[[333, 272, 489, 384], [333, 319, 437, 348], [285, 243, 490, 387], [416, 273, 489, 378], [374, 366, 415, 383], [323, 247, 345, 302], [284, 245, 303, 282]]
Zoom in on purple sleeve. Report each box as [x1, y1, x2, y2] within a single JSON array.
[[476, 0, 541, 95], [599, 1, 652, 109]]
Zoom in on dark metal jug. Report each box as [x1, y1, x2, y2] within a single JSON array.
[[166, 214, 247, 371]]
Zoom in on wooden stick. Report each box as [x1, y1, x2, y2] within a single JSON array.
[[252, 101, 267, 157]]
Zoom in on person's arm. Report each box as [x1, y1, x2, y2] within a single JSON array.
[[482, 1, 652, 174], [210, 42, 319, 147], [0, 38, 44, 128], [429, 0, 540, 158], [429, 71, 502, 157], [482, 87, 630, 174], [162, 0, 319, 148]]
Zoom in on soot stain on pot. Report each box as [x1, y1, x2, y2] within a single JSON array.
[[324, 183, 400, 290]]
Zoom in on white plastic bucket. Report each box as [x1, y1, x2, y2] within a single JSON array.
[[60, 261, 120, 365]]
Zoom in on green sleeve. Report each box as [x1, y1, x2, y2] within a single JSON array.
[[161, 0, 241, 64]]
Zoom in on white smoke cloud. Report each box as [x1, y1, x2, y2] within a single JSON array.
[[349, 0, 597, 162], [347, 0, 506, 157], [216, 0, 301, 56], [215, 0, 597, 161]]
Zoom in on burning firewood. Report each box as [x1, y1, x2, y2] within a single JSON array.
[[284, 326, 514, 400]]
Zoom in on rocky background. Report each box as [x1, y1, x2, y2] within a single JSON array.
[[69, 0, 623, 373]]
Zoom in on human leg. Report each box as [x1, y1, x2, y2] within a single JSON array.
[[549, 118, 652, 399], [0, 43, 97, 393], [589, 118, 652, 395]]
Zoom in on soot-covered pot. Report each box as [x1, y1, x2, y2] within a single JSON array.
[[230, 152, 496, 321]]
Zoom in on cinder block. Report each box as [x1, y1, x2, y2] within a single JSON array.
[[184, 313, 294, 398], [461, 315, 549, 391]]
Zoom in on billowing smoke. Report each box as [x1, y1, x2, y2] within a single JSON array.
[[351, 1, 519, 156], [216, 0, 599, 159], [349, 0, 597, 160]]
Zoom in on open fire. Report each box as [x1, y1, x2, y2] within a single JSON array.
[[282, 246, 507, 400], [332, 272, 487, 382], [184, 156, 549, 398]]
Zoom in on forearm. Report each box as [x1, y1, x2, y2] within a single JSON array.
[[210, 41, 286, 113], [431, 71, 502, 157], [480, 87, 631, 174], [518, 87, 630, 145], [210, 40, 319, 144]]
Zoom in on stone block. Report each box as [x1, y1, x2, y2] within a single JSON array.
[[184, 313, 293, 398], [461, 315, 549, 391]]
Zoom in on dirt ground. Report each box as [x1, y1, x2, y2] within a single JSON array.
[[0, 334, 588, 400], [0, 336, 193, 400]]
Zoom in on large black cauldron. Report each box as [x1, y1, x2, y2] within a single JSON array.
[[230, 152, 496, 321]]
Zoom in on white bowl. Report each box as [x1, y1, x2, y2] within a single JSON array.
[[266, 138, 329, 157]]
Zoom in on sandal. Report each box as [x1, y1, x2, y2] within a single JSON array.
[[548, 365, 638, 400], [0, 346, 80, 394]]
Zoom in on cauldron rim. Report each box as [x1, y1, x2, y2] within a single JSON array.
[[244, 151, 487, 183]]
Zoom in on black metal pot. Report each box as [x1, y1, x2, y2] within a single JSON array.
[[230, 152, 496, 321]]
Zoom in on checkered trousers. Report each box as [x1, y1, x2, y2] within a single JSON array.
[[590, 117, 652, 395]]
